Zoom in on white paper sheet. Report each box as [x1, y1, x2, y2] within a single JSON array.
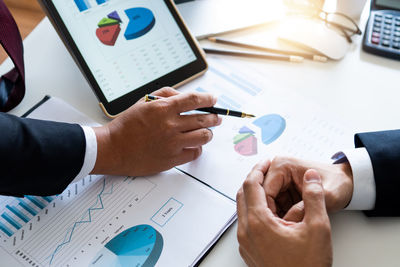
[[178, 56, 354, 199]]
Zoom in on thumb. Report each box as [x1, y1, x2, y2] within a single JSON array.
[[302, 169, 328, 224]]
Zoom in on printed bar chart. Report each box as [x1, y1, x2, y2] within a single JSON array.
[[6, 205, 29, 223], [0, 196, 53, 237], [0, 221, 13, 237], [42, 196, 54, 203], [2, 212, 22, 230], [25, 196, 46, 210], [19, 200, 38, 216]]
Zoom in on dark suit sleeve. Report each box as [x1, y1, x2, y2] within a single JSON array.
[[355, 130, 400, 217], [0, 113, 86, 197]]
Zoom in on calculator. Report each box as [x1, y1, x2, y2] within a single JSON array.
[[362, 0, 400, 60]]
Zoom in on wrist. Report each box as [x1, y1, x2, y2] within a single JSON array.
[[338, 161, 354, 209], [91, 126, 118, 175]]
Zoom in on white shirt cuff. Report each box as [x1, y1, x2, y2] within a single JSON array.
[[71, 126, 98, 183], [334, 148, 376, 210]]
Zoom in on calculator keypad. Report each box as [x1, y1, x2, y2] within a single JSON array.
[[370, 13, 400, 50]]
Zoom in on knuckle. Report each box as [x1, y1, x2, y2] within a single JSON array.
[[243, 179, 255, 191], [188, 92, 201, 106], [311, 218, 330, 232], [196, 115, 206, 126], [306, 184, 324, 199], [271, 156, 294, 169], [212, 114, 219, 124], [152, 100, 171, 112], [165, 119, 178, 131], [236, 189, 244, 202]]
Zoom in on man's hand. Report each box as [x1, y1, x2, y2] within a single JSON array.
[[92, 87, 222, 176], [237, 161, 333, 267], [264, 157, 353, 222]]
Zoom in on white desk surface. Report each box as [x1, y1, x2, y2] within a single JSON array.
[[1, 5, 400, 267]]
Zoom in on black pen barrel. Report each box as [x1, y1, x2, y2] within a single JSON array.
[[196, 107, 242, 117]]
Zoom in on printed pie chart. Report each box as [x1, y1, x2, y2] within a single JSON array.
[[90, 224, 163, 267], [234, 127, 257, 156], [124, 7, 156, 40], [253, 114, 286, 145]]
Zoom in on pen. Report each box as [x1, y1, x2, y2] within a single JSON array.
[[208, 37, 328, 62], [145, 94, 256, 118], [202, 47, 303, 63]]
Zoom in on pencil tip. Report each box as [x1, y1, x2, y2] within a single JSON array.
[[208, 37, 216, 42]]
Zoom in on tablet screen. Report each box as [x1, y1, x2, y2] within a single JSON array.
[[52, 0, 197, 102]]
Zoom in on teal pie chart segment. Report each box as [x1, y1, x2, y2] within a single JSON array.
[[253, 114, 286, 145], [90, 224, 163, 267], [124, 8, 156, 40]]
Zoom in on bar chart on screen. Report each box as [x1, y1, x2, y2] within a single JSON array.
[[74, 0, 109, 12]]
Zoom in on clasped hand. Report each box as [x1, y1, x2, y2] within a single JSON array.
[[237, 157, 354, 267]]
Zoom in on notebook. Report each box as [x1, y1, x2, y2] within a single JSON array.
[[0, 96, 236, 267]]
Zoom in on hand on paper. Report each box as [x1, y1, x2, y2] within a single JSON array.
[[237, 161, 332, 267], [92, 87, 222, 176], [264, 157, 354, 222]]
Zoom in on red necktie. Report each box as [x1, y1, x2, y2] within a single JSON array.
[[0, 0, 25, 112]]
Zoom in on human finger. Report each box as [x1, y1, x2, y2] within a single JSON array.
[[151, 87, 180, 97], [263, 162, 292, 201], [170, 92, 217, 113], [243, 160, 271, 210], [179, 128, 213, 148], [266, 195, 278, 216], [302, 169, 329, 225], [172, 146, 203, 166], [283, 201, 305, 222], [275, 184, 302, 217], [178, 113, 222, 132]]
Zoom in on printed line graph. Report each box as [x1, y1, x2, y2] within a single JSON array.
[[48, 178, 114, 265], [18, 176, 157, 267]]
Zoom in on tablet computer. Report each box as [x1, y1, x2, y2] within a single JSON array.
[[39, 0, 207, 117]]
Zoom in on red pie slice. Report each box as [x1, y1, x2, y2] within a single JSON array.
[[96, 24, 121, 46]]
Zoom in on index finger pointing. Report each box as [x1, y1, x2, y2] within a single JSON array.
[[242, 160, 270, 210], [170, 92, 217, 113]]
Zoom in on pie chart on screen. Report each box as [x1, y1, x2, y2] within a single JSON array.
[[90, 224, 163, 267], [95, 11, 122, 46], [124, 7, 156, 40]]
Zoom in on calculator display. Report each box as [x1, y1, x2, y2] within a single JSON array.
[[376, 0, 400, 10]]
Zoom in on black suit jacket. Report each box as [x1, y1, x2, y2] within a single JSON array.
[[355, 130, 400, 217], [0, 113, 86, 197]]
